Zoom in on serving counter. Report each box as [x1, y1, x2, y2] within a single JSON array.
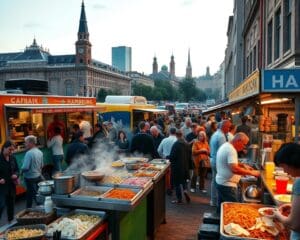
[[51, 161, 170, 240], [260, 170, 293, 206]]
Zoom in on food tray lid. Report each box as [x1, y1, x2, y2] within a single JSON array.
[[46, 209, 106, 240]]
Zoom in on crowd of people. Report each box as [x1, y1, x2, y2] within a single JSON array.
[[0, 111, 300, 238]]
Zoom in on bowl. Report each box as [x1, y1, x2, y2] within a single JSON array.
[[125, 163, 141, 170], [245, 185, 261, 199], [38, 181, 54, 195], [122, 157, 148, 163], [81, 171, 105, 181], [274, 194, 292, 204], [258, 207, 276, 218]]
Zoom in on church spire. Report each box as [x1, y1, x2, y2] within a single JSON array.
[[186, 49, 192, 78], [170, 54, 175, 79], [76, 0, 92, 65], [152, 55, 158, 74], [78, 1, 89, 34]]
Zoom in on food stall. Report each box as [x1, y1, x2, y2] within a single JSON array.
[[203, 69, 300, 162], [0, 93, 105, 195], [50, 158, 170, 240]]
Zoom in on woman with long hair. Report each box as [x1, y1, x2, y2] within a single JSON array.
[[191, 131, 210, 193], [0, 141, 19, 222]]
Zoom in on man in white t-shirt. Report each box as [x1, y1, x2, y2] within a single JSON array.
[[215, 132, 260, 212], [77, 115, 92, 138]]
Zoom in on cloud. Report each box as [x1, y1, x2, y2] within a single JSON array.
[[92, 4, 106, 10], [23, 22, 42, 29]]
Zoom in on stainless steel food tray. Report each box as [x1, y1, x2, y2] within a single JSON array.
[[46, 209, 106, 240], [220, 202, 275, 240], [69, 186, 112, 200], [101, 187, 144, 204], [150, 159, 169, 164]]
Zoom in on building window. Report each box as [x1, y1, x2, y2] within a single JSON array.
[[274, 7, 281, 60], [250, 51, 253, 73], [283, 0, 292, 52], [65, 80, 74, 96], [267, 20, 273, 65]]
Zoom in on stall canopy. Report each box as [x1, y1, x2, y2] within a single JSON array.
[[4, 104, 106, 114], [133, 108, 168, 114]]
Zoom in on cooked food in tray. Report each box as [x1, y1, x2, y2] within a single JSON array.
[[222, 203, 290, 239], [101, 175, 124, 184], [103, 188, 137, 200], [7, 228, 44, 240], [111, 160, 125, 168], [18, 210, 48, 218], [6, 224, 46, 240], [133, 170, 158, 178], [74, 189, 103, 197], [258, 207, 276, 218], [47, 213, 101, 238], [140, 164, 164, 171], [81, 170, 105, 181], [121, 177, 151, 188]]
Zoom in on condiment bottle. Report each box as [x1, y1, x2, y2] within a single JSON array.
[[265, 161, 275, 179], [44, 196, 53, 213]]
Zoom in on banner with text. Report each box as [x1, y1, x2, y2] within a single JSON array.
[[262, 69, 300, 92]]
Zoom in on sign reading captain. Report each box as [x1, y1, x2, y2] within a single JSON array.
[[262, 69, 300, 92]]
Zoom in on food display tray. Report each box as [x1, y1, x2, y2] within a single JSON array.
[[150, 159, 169, 164], [46, 209, 106, 240], [6, 224, 47, 240], [220, 202, 288, 240], [15, 208, 56, 225], [101, 187, 144, 204], [69, 186, 112, 200]]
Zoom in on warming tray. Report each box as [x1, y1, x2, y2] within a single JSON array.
[[70, 186, 112, 200], [101, 187, 143, 204], [46, 209, 106, 240], [220, 202, 290, 240]]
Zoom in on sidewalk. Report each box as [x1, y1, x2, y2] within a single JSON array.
[[0, 181, 216, 240]]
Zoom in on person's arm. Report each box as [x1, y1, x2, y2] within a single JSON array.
[[21, 153, 31, 173], [157, 140, 164, 158], [229, 163, 260, 177], [275, 196, 300, 232]]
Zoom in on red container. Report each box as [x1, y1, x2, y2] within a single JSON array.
[[276, 176, 289, 194]]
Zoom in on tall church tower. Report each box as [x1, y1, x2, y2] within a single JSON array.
[[169, 54, 175, 79], [75, 1, 92, 65], [152, 56, 158, 74], [186, 49, 192, 78]]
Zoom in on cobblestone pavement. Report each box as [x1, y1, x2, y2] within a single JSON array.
[[155, 181, 216, 240], [0, 180, 216, 240]]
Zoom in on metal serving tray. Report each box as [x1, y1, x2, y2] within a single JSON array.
[[46, 209, 106, 240], [220, 202, 282, 240], [150, 159, 169, 165], [101, 187, 143, 204], [69, 186, 112, 200]]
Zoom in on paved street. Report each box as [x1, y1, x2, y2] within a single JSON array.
[[0, 179, 215, 239]]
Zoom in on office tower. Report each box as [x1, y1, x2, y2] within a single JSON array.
[[112, 46, 132, 72]]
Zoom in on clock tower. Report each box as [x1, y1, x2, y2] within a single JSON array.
[[75, 1, 92, 65]]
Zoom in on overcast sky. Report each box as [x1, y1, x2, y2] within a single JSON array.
[[0, 0, 234, 77]]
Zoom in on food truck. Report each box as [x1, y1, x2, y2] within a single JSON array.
[[97, 95, 167, 132], [0, 93, 104, 195]]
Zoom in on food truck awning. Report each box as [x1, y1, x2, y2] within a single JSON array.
[[133, 108, 168, 114], [4, 104, 106, 113]]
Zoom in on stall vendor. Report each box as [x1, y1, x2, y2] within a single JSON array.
[[274, 143, 300, 240]]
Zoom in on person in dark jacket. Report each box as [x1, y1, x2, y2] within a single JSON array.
[[116, 130, 129, 151], [88, 123, 108, 148], [130, 121, 158, 159], [0, 141, 19, 222], [150, 126, 164, 150], [66, 131, 89, 166], [169, 129, 191, 204]]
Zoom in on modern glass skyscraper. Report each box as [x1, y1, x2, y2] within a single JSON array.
[[112, 46, 132, 72]]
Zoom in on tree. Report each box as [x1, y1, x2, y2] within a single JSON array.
[[178, 77, 198, 102], [97, 88, 108, 102]]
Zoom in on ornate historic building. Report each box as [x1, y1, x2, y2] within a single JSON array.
[[0, 2, 131, 96]]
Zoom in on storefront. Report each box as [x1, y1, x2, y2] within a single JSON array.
[[0, 94, 105, 195], [203, 69, 300, 153]]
